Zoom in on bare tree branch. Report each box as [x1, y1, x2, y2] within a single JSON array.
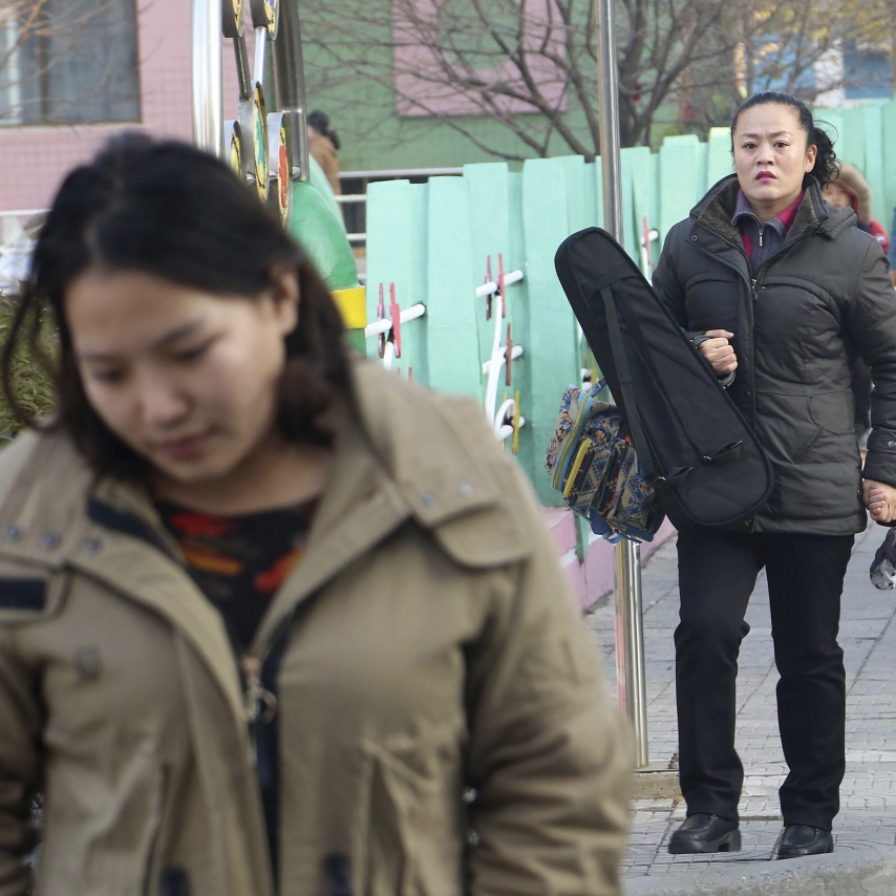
[[300, 0, 891, 161]]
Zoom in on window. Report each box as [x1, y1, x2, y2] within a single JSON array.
[[843, 42, 892, 100], [0, 0, 140, 127]]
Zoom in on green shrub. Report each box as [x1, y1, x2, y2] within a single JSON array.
[[0, 296, 57, 442]]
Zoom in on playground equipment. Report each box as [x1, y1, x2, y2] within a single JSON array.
[[191, 0, 366, 350], [189, 0, 650, 763]]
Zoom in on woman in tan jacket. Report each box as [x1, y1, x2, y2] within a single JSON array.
[[0, 135, 631, 896]]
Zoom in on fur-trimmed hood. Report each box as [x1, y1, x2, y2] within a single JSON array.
[[830, 163, 873, 223]]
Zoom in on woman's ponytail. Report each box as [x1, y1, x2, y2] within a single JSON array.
[[810, 124, 839, 186]]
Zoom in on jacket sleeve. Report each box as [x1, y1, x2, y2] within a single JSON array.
[[651, 226, 688, 329], [0, 629, 41, 896], [846, 240, 896, 488], [464, 464, 632, 896]]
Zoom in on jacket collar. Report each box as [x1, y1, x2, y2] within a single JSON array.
[[251, 361, 525, 651], [0, 361, 521, 657], [691, 174, 856, 245]]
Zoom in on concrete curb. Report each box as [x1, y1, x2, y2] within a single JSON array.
[[624, 845, 896, 896], [630, 769, 680, 800]]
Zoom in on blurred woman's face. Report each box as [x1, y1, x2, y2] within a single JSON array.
[[732, 103, 817, 221], [65, 268, 298, 487]]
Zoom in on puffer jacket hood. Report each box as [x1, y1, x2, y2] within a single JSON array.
[[0, 359, 632, 896], [653, 175, 896, 535]]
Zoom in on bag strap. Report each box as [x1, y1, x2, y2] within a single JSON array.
[[600, 286, 657, 479], [602, 283, 709, 463]]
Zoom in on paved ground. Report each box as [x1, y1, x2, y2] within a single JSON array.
[[586, 519, 896, 894]]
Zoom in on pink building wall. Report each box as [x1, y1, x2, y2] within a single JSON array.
[[393, 0, 567, 117], [0, 0, 249, 214], [544, 508, 677, 612]]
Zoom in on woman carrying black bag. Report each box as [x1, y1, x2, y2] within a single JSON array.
[[652, 90, 896, 860]]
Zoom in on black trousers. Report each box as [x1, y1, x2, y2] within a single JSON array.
[[675, 529, 854, 831]]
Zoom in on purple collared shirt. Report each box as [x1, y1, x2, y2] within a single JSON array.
[[732, 190, 803, 275]]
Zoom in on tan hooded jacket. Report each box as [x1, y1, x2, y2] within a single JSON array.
[[0, 361, 631, 896]]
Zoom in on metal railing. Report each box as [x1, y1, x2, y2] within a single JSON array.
[[338, 167, 464, 246]]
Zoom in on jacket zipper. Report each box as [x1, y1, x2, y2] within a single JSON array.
[[244, 600, 317, 893], [245, 604, 305, 722], [692, 219, 821, 424], [243, 656, 277, 728]]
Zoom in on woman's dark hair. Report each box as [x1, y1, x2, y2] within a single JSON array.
[[730, 90, 839, 187], [1, 132, 353, 480], [307, 110, 340, 151]]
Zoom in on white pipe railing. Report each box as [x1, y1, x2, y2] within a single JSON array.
[[364, 302, 426, 338], [474, 268, 524, 298]]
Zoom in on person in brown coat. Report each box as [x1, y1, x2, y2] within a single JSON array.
[[0, 135, 632, 896], [307, 109, 342, 195]]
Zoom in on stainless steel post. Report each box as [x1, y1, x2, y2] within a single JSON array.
[[191, 0, 224, 157], [596, 0, 649, 768], [273, 1, 310, 181]]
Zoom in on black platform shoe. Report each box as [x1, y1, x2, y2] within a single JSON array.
[[668, 813, 741, 854], [772, 824, 834, 859]]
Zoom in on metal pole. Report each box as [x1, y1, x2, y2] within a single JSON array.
[[596, 0, 649, 768], [273, 0, 310, 181], [191, 0, 224, 157]]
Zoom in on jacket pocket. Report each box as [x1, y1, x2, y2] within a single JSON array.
[[793, 425, 824, 464], [41, 751, 167, 896], [360, 733, 464, 896], [809, 391, 854, 434]]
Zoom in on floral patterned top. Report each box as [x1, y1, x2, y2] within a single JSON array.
[[156, 498, 318, 650]]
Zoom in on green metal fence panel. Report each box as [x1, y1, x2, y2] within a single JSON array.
[[649, 153, 661, 245], [820, 109, 844, 148], [626, 146, 655, 276], [882, 100, 896, 229], [521, 157, 581, 504], [424, 176, 480, 398], [365, 179, 408, 356], [659, 134, 704, 246], [619, 147, 637, 257], [582, 162, 598, 229], [861, 104, 886, 226], [592, 158, 605, 230], [506, 170, 537, 481], [840, 106, 868, 183], [561, 155, 589, 237], [365, 179, 430, 383], [706, 127, 731, 189], [463, 161, 529, 464], [464, 162, 513, 367]]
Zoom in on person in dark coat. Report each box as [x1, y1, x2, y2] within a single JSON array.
[[652, 91, 896, 860], [821, 164, 890, 444]]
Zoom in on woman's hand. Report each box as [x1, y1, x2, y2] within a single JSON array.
[[863, 478, 896, 523], [698, 329, 738, 376]]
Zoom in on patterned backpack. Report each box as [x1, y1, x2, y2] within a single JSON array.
[[545, 379, 664, 542]]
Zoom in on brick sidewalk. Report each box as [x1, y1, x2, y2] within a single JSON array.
[[587, 520, 896, 887]]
